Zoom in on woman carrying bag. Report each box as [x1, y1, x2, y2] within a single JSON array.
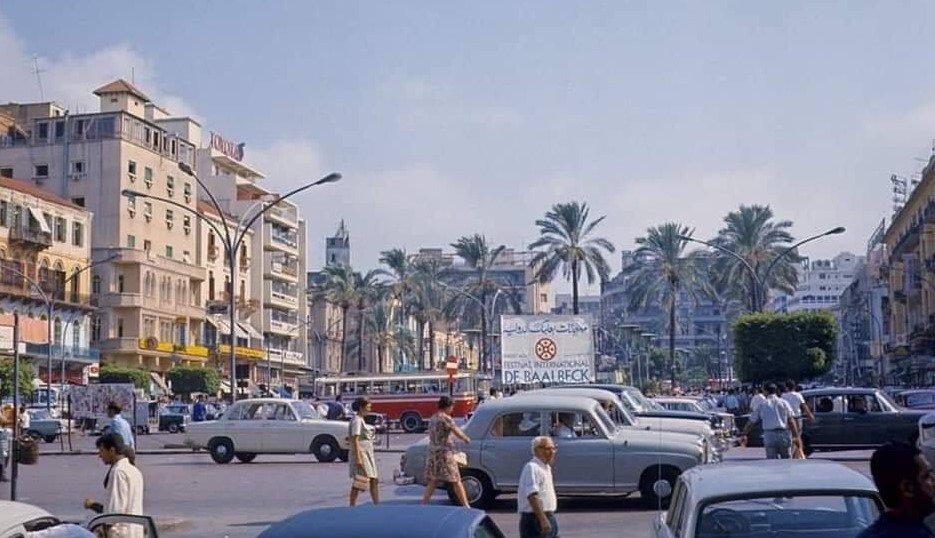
[[348, 397, 379, 506], [421, 396, 471, 507]]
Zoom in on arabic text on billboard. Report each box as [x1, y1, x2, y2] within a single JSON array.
[[500, 315, 595, 385]]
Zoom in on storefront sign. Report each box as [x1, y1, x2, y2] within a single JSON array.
[[210, 131, 245, 162], [500, 315, 595, 385]]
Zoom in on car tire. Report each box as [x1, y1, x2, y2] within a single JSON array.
[[25, 430, 42, 442], [208, 438, 236, 464], [43, 435, 57, 444], [454, 469, 498, 509], [168, 423, 180, 434], [311, 435, 340, 463], [337, 449, 349, 462], [400, 412, 423, 433], [235, 452, 257, 463], [640, 465, 680, 509]]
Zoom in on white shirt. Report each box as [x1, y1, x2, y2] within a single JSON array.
[[781, 392, 806, 418], [750, 395, 794, 431], [750, 393, 767, 412], [104, 457, 144, 538], [517, 457, 556, 514]]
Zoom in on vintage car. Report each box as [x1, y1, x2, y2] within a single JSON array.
[[739, 387, 927, 454], [651, 460, 882, 538], [655, 397, 737, 435], [394, 396, 710, 509], [186, 398, 353, 464], [258, 505, 507, 538], [159, 403, 190, 433], [24, 409, 62, 443], [0, 500, 160, 538], [895, 389, 935, 409]]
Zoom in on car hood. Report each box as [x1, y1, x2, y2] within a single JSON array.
[[637, 409, 712, 421], [613, 426, 703, 447]]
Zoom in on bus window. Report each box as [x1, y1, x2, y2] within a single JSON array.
[[406, 380, 422, 393], [424, 379, 442, 393], [341, 382, 356, 394], [454, 377, 473, 393], [371, 380, 388, 394]]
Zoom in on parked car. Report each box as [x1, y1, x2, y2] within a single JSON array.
[[258, 505, 506, 538], [186, 398, 353, 464], [739, 387, 927, 454], [24, 409, 62, 443], [894, 389, 935, 409], [159, 403, 190, 433], [655, 396, 737, 435], [394, 395, 709, 509], [651, 460, 882, 537], [0, 500, 159, 538]]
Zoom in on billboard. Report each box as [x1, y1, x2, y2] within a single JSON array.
[[500, 315, 595, 385]]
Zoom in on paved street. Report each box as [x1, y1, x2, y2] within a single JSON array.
[[3, 435, 875, 538]]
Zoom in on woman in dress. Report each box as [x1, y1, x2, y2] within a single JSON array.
[[421, 396, 471, 507], [348, 397, 379, 506]]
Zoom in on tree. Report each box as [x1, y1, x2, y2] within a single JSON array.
[[732, 311, 837, 383], [626, 223, 709, 388], [0, 359, 35, 402], [711, 205, 801, 311], [166, 367, 220, 399], [99, 365, 151, 391], [409, 257, 450, 370], [380, 248, 415, 367], [352, 270, 387, 372], [315, 264, 358, 372], [363, 296, 416, 373], [530, 201, 615, 314], [451, 234, 507, 372]]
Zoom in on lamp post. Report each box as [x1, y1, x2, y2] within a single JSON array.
[[438, 282, 503, 376], [679, 226, 845, 312], [124, 164, 341, 404]]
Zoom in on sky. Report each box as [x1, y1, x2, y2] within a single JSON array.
[[2, 1, 935, 296]]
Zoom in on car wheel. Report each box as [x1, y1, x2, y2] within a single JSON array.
[[400, 412, 423, 433], [311, 435, 340, 463], [43, 435, 57, 444], [235, 452, 257, 463], [453, 469, 497, 509], [168, 423, 180, 434], [208, 438, 235, 464], [640, 465, 680, 509], [25, 431, 42, 442], [337, 449, 349, 462]]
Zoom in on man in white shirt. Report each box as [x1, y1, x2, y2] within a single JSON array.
[[518, 436, 558, 538], [84, 433, 144, 538], [781, 380, 814, 421], [741, 383, 800, 459]]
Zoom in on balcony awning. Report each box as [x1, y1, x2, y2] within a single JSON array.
[[238, 322, 263, 340], [28, 206, 51, 234], [208, 315, 249, 339]]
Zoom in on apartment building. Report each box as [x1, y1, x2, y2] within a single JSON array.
[[0, 80, 209, 380], [0, 174, 95, 382], [771, 252, 864, 314]]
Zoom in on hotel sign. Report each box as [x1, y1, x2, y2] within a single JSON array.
[[210, 131, 245, 162]]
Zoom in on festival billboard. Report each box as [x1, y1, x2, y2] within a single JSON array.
[[500, 315, 595, 386]]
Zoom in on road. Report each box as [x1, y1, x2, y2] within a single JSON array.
[[2, 433, 874, 538]]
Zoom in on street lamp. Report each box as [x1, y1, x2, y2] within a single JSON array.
[[123, 164, 341, 404], [438, 282, 504, 376]]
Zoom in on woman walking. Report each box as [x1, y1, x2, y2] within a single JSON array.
[[348, 397, 379, 506], [421, 396, 472, 507]]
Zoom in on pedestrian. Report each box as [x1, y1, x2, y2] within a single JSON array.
[[749, 386, 766, 413], [723, 389, 740, 415], [327, 394, 347, 421], [518, 436, 559, 538], [421, 396, 472, 507], [192, 395, 207, 423], [740, 383, 799, 459], [106, 402, 136, 465], [856, 442, 935, 537], [312, 397, 328, 418], [348, 397, 379, 506], [84, 433, 144, 538], [17, 405, 30, 438]]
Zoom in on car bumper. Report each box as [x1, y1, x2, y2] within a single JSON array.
[[393, 469, 417, 486]]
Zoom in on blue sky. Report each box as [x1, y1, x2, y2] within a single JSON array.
[[2, 1, 935, 293]]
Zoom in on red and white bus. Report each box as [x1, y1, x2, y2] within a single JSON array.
[[314, 372, 487, 433]]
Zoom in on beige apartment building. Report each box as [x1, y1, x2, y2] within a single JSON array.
[[0, 81, 209, 381]]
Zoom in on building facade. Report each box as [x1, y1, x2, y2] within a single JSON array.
[[771, 252, 864, 314]]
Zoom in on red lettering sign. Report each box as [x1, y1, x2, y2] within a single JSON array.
[[210, 131, 245, 162]]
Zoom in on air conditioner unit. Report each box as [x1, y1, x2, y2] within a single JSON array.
[[184, 195, 191, 203], [144, 214, 151, 222], [128, 174, 136, 182], [183, 226, 191, 235], [128, 208, 136, 217], [166, 221, 174, 229]]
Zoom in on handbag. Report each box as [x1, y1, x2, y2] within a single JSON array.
[[453, 451, 467, 467], [352, 472, 370, 491]]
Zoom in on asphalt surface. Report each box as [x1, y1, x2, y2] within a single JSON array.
[[3, 434, 875, 538]]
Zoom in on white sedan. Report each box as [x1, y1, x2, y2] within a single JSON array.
[[186, 398, 352, 464], [0, 500, 158, 538]]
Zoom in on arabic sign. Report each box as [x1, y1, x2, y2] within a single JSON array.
[[210, 131, 245, 162], [500, 315, 595, 385]]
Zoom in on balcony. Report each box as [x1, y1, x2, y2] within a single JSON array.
[[95, 292, 144, 308], [265, 226, 298, 254], [266, 204, 298, 226], [25, 343, 101, 363], [9, 226, 52, 250], [267, 347, 306, 365], [267, 257, 299, 282], [269, 290, 298, 309], [269, 317, 299, 336]]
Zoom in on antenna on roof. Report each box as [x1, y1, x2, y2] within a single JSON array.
[[32, 56, 45, 101]]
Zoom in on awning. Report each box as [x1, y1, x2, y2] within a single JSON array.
[[209, 315, 249, 339], [28, 206, 51, 234], [237, 322, 263, 340], [150, 372, 168, 394]]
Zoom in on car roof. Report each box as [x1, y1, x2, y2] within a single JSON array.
[[899, 389, 935, 395], [485, 395, 602, 412], [802, 387, 882, 396], [654, 397, 697, 403], [258, 505, 490, 538], [233, 398, 299, 405], [519, 388, 617, 400], [0, 501, 55, 531], [680, 460, 878, 501]]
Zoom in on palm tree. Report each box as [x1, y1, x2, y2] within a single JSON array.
[[361, 292, 417, 373], [380, 248, 415, 367], [529, 201, 615, 314], [451, 234, 507, 372], [711, 204, 801, 311], [409, 257, 450, 370], [316, 264, 357, 372], [352, 269, 387, 372], [626, 222, 708, 387]]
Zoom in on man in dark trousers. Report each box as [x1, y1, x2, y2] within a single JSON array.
[[857, 442, 935, 537]]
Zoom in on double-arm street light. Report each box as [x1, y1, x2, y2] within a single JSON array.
[[122, 162, 341, 404], [679, 227, 846, 312], [437, 282, 504, 376]]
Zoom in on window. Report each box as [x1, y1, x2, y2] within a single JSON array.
[[117, 318, 124, 338], [166, 245, 173, 259], [0, 168, 11, 178], [92, 275, 101, 294], [183, 182, 192, 202], [117, 274, 125, 293], [72, 222, 84, 247], [54, 217, 66, 242], [127, 235, 136, 249], [167, 176, 175, 197], [54, 121, 65, 139], [143, 239, 151, 252], [489, 412, 541, 437], [144, 166, 153, 188], [166, 209, 174, 229], [266, 403, 296, 421], [128, 160, 137, 180], [53, 318, 62, 346], [37, 122, 49, 140], [143, 201, 152, 221], [72, 321, 81, 349], [34, 164, 49, 178], [549, 412, 602, 438], [71, 197, 85, 208], [183, 215, 191, 235], [0, 201, 7, 227], [91, 316, 102, 341], [70, 161, 85, 176], [73, 119, 86, 136]]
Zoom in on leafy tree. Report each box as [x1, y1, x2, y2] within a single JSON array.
[[451, 234, 508, 371], [530, 201, 615, 314], [167, 367, 220, 399], [732, 311, 837, 383], [99, 365, 150, 391], [352, 270, 387, 372], [314, 264, 358, 372], [0, 359, 35, 402]]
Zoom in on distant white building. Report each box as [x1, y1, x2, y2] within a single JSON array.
[[772, 252, 865, 314]]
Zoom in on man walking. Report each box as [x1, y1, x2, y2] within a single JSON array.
[[518, 436, 559, 538], [749, 386, 766, 413], [84, 433, 144, 538], [857, 442, 935, 537], [106, 403, 136, 465], [192, 396, 207, 423], [740, 383, 799, 459], [723, 389, 740, 415]]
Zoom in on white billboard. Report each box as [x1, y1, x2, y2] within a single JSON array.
[[500, 315, 595, 385]]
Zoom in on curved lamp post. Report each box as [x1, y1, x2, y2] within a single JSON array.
[[438, 282, 503, 376], [123, 164, 341, 404]]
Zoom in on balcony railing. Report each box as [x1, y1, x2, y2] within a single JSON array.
[[9, 227, 52, 249], [271, 233, 298, 249], [25, 343, 101, 362]]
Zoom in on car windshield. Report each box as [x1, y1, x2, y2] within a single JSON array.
[[874, 391, 899, 411], [29, 409, 52, 420], [592, 403, 615, 433], [696, 493, 880, 538], [292, 401, 321, 420], [627, 389, 663, 411]]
